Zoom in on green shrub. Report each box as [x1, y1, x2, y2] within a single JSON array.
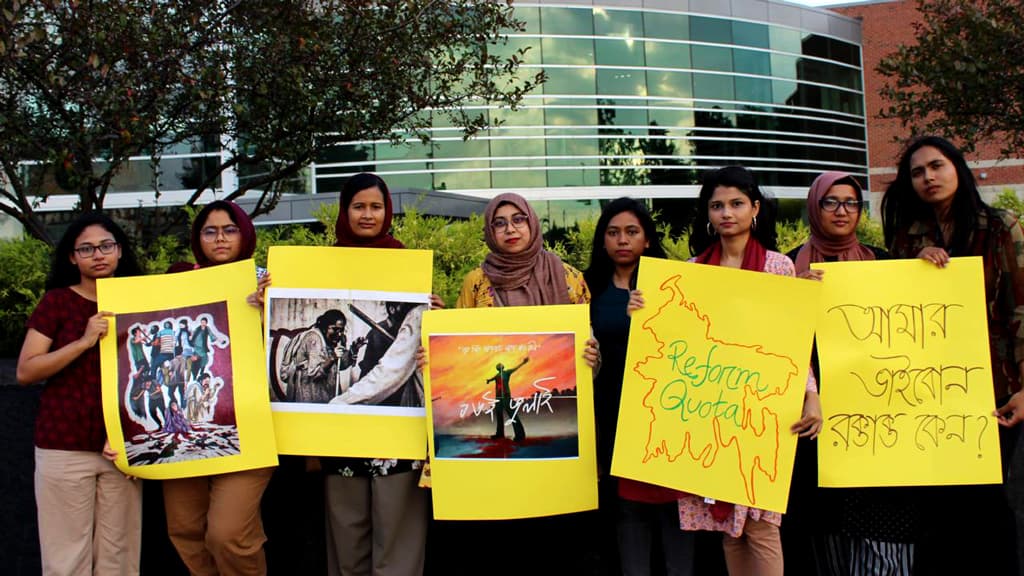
[[659, 223, 690, 261], [0, 236, 52, 356], [394, 210, 490, 307], [139, 234, 190, 274], [856, 215, 885, 248], [776, 219, 809, 255], [992, 189, 1024, 219]]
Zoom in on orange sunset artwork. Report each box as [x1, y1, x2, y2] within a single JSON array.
[[428, 332, 579, 459]]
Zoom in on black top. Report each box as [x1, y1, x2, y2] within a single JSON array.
[[590, 279, 631, 473]]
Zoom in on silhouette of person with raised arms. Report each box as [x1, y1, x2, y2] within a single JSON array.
[[486, 356, 529, 441]]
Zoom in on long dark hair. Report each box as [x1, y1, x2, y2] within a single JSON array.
[[688, 166, 778, 256], [881, 136, 988, 255], [584, 197, 667, 299], [47, 212, 142, 290]]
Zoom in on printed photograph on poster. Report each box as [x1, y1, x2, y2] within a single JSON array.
[[115, 302, 238, 465], [428, 332, 579, 460], [266, 288, 428, 416]]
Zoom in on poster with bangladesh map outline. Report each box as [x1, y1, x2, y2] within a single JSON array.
[[610, 257, 820, 513]]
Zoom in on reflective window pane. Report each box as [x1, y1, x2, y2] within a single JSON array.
[[735, 77, 772, 103], [689, 16, 732, 44], [734, 49, 770, 75], [594, 9, 643, 38], [643, 12, 688, 41], [732, 22, 769, 49], [647, 70, 693, 98], [540, 7, 594, 35], [595, 37, 645, 67], [691, 45, 733, 72], [597, 68, 647, 96], [692, 73, 734, 101], [645, 39, 690, 69], [542, 67, 595, 95], [542, 37, 595, 66]]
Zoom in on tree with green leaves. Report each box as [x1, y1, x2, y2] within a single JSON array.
[[0, 0, 541, 244], [877, 0, 1024, 155]]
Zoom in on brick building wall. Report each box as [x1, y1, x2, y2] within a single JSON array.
[[833, 0, 1024, 205]]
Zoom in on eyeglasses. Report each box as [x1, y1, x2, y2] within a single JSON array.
[[819, 198, 862, 213], [490, 214, 529, 232], [200, 225, 241, 242], [74, 241, 118, 257]]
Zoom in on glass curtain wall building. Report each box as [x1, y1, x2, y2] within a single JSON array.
[[315, 0, 867, 217], [12, 0, 865, 226]]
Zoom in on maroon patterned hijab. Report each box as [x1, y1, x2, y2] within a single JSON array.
[[334, 173, 404, 249], [189, 200, 257, 268]]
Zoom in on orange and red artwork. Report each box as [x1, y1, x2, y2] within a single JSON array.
[[428, 332, 579, 460]]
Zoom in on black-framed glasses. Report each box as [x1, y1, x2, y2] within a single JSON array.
[[490, 214, 529, 232], [74, 241, 118, 257], [819, 198, 862, 213], [200, 225, 241, 242]]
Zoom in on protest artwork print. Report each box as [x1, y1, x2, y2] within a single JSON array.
[[815, 259, 1001, 486], [266, 289, 427, 415], [116, 302, 238, 466], [429, 332, 579, 459]]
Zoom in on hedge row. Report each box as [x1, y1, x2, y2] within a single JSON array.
[[0, 201, 896, 358]]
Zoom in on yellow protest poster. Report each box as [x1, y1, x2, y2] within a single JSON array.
[[422, 305, 597, 519], [611, 256, 820, 513], [98, 260, 278, 479], [266, 246, 431, 458], [814, 257, 1001, 487]]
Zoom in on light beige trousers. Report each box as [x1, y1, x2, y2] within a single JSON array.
[[34, 447, 142, 576]]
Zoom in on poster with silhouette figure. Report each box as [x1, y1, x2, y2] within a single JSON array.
[[611, 257, 820, 514], [98, 260, 277, 479], [429, 332, 579, 459], [422, 304, 597, 520], [266, 246, 433, 458]]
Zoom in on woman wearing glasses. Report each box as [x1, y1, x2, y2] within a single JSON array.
[[444, 192, 599, 573], [456, 192, 590, 308], [882, 136, 1024, 575], [17, 212, 144, 575], [163, 200, 276, 575], [787, 172, 920, 575]]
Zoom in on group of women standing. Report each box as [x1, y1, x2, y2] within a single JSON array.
[[16, 134, 1024, 576]]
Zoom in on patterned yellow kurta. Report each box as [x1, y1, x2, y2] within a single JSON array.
[[455, 262, 591, 308]]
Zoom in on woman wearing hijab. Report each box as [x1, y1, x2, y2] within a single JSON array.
[[787, 172, 919, 575], [789, 171, 886, 274], [322, 173, 433, 576], [441, 192, 599, 574], [456, 192, 589, 308], [163, 200, 275, 575]]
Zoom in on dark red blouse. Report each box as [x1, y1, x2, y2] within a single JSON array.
[[26, 288, 106, 452]]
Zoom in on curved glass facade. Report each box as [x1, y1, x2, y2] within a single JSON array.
[[12, 0, 865, 223], [315, 1, 867, 202]]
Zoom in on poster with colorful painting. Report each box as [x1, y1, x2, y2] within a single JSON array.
[[429, 332, 579, 459], [98, 260, 278, 479], [422, 304, 597, 520], [266, 246, 433, 458], [611, 257, 820, 514]]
